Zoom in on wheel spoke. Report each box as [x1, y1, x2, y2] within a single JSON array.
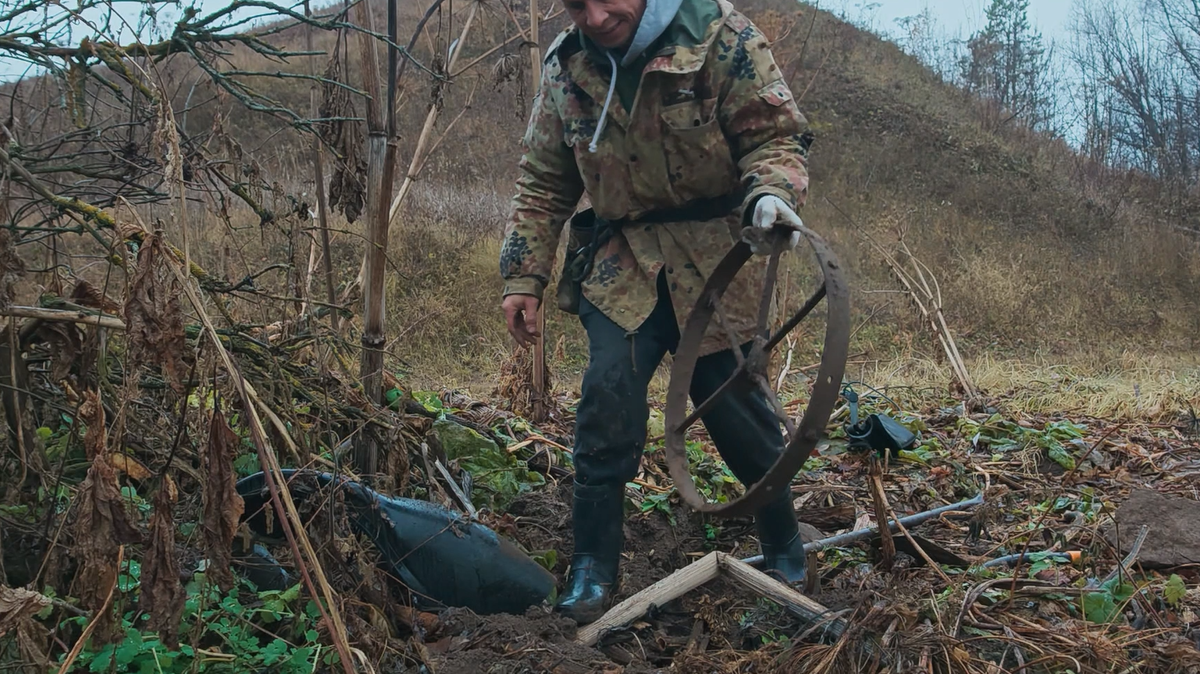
[[711, 293, 745, 366], [755, 373, 797, 438], [674, 361, 748, 433], [764, 283, 826, 352], [756, 251, 781, 337]]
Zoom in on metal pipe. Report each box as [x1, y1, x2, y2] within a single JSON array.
[[740, 493, 985, 566]]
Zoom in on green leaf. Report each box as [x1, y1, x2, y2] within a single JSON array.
[[88, 645, 116, 673], [1165, 574, 1187, 607], [279, 582, 302, 603], [287, 647, 315, 669], [115, 629, 142, 665], [898, 448, 929, 465], [259, 638, 289, 665], [1080, 590, 1118, 624], [1047, 441, 1076, 470], [531, 549, 558, 571], [1102, 577, 1135, 604], [304, 629, 320, 643], [305, 600, 323, 619], [232, 453, 260, 477], [413, 390, 444, 413]]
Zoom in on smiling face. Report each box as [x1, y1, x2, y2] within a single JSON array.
[[562, 0, 647, 50]]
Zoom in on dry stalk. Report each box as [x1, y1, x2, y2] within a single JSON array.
[[132, 210, 357, 673], [528, 0, 548, 422], [55, 546, 123, 674], [386, 0, 482, 227], [305, 0, 339, 330], [837, 202, 977, 400], [866, 457, 896, 568]]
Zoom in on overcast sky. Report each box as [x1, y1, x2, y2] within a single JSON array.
[[837, 0, 1073, 44]]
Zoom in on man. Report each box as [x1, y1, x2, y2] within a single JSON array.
[[499, 0, 813, 624]]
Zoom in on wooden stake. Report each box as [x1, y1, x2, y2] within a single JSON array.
[[528, 0, 547, 421], [719, 555, 849, 638], [867, 456, 896, 569]]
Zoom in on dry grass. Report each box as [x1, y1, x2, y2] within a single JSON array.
[[9, 0, 1200, 412], [850, 352, 1200, 422]]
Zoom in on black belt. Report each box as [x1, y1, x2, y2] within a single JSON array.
[[572, 192, 743, 281]]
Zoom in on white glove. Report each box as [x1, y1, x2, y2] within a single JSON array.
[[744, 195, 802, 256]]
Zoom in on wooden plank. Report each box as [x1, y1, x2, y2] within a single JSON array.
[[576, 551, 721, 647], [719, 554, 885, 662], [717, 553, 840, 629]]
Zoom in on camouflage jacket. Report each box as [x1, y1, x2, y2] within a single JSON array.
[[499, 0, 811, 355]]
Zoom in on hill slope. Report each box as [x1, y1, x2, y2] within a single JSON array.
[[3, 0, 1198, 388]]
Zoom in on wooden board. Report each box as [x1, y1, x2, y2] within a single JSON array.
[[575, 551, 721, 647], [720, 554, 882, 661]]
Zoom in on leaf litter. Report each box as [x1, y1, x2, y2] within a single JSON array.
[[0, 237, 1197, 673]]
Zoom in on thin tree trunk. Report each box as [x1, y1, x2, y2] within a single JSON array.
[[305, 0, 338, 330], [355, 0, 400, 477]]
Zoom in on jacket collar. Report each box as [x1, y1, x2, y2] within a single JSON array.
[[556, 0, 731, 129]]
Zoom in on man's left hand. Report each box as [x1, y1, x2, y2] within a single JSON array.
[[745, 195, 802, 256]]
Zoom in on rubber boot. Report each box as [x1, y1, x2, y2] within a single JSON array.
[[756, 492, 808, 586], [555, 482, 624, 624]]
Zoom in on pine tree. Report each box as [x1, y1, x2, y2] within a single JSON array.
[[961, 0, 1056, 130]]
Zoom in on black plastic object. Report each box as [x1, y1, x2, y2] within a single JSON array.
[[235, 470, 556, 615], [845, 413, 917, 457]]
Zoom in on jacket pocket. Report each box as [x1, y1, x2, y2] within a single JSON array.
[[659, 98, 738, 202]]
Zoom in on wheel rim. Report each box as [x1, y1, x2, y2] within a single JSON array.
[[663, 226, 851, 518]]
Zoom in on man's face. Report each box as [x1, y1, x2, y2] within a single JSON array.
[[562, 0, 647, 50]]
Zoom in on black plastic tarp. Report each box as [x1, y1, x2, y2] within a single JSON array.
[[235, 470, 555, 615]]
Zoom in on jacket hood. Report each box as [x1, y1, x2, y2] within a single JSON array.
[[621, 0, 684, 66]]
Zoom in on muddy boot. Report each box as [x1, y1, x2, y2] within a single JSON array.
[[555, 482, 624, 625], [756, 493, 808, 586]]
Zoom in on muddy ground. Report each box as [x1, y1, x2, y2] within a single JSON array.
[[422, 478, 872, 674]]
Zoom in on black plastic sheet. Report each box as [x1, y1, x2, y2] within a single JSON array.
[[235, 470, 555, 615]]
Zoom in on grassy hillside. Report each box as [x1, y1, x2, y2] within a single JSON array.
[[379, 0, 1200, 389], [4, 0, 1199, 407]]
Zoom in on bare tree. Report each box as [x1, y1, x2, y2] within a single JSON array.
[[893, 7, 965, 83], [1071, 0, 1198, 183]]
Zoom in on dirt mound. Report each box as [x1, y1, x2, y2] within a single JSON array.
[[505, 475, 753, 599], [428, 606, 640, 674]]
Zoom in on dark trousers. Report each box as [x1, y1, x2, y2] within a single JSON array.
[[573, 273, 787, 490]]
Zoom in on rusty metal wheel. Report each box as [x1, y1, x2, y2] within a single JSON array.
[[664, 225, 851, 518]]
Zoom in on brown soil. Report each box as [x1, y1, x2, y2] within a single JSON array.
[[427, 606, 650, 674], [424, 481, 823, 673]]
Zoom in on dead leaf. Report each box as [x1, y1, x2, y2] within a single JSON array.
[[0, 585, 51, 637], [73, 457, 140, 644], [140, 487, 185, 648], [203, 409, 245, 592], [33, 321, 82, 383], [16, 618, 50, 669], [79, 389, 107, 460], [123, 232, 189, 394], [70, 279, 122, 315], [107, 453, 177, 501], [0, 227, 25, 311]]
